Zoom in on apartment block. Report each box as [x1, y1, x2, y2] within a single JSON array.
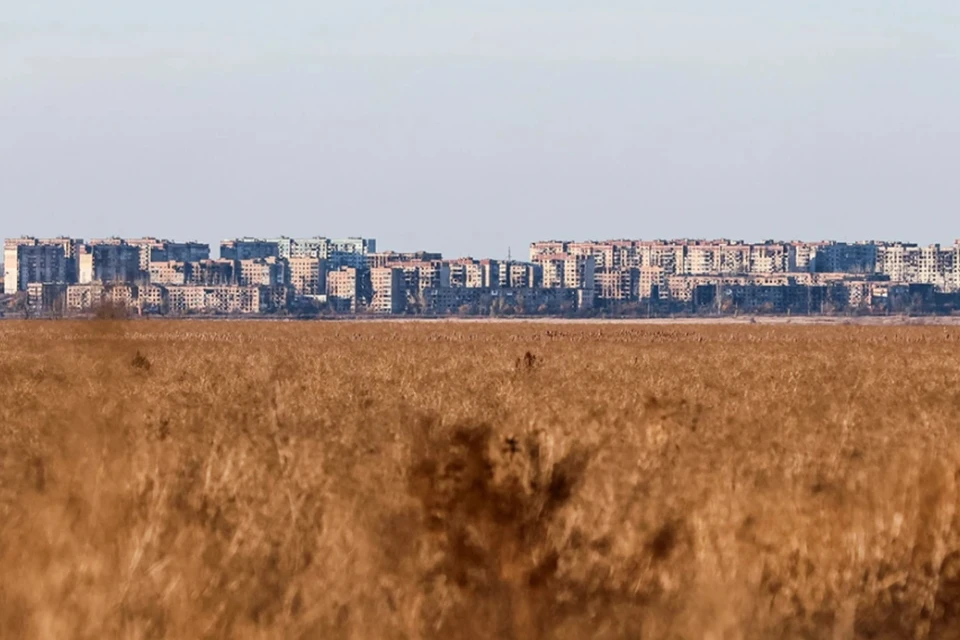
[[568, 242, 616, 270], [529, 241, 568, 261], [65, 283, 136, 312], [810, 242, 878, 274], [4, 237, 81, 292], [287, 258, 326, 296], [165, 285, 274, 314], [638, 266, 665, 300], [79, 240, 143, 284], [26, 282, 68, 315], [327, 237, 377, 268], [220, 238, 280, 261], [326, 267, 367, 312], [370, 267, 405, 314], [149, 261, 191, 285], [534, 254, 595, 291], [538, 256, 566, 289], [394, 261, 451, 298], [595, 268, 637, 301], [238, 257, 286, 287], [138, 284, 168, 312], [748, 243, 789, 274], [368, 251, 443, 268], [126, 238, 210, 270], [447, 259, 486, 288], [189, 260, 236, 286], [503, 262, 542, 289]]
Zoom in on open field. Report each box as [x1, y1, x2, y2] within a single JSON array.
[[3, 321, 960, 638]]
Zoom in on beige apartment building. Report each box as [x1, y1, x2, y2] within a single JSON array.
[[595, 268, 637, 301], [237, 257, 285, 287], [149, 261, 190, 285], [65, 283, 137, 312], [165, 285, 272, 314], [534, 254, 595, 290], [287, 258, 326, 296], [326, 267, 364, 311], [638, 266, 666, 300], [370, 267, 405, 314]]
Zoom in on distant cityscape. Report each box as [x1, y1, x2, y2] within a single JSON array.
[[4, 235, 960, 317]]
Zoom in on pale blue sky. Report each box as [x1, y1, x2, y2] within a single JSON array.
[[2, 2, 959, 258]]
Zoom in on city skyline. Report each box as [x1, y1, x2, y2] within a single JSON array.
[[5, 232, 960, 263], [6, 233, 960, 317]]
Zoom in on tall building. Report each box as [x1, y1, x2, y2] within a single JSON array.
[[220, 236, 376, 268], [368, 251, 442, 268], [220, 238, 280, 261], [189, 259, 236, 286], [149, 261, 191, 286], [595, 268, 637, 301], [370, 267, 405, 314], [535, 254, 595, 290], [237, 257, 285, 287], [327, 267, 371, 312], [328, 237, 377, 268], [26, 282, 68, 315], [4, 237, 81, 292], [79, 240, 143, 284], [164, 285, 274, 314], [287, 258, 326, 296], [127, 238, 210, 270]]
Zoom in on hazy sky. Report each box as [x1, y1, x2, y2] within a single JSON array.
[[3, 2, 959, 258]]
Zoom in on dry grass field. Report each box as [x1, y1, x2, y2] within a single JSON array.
[[3, 320, 960, 639]]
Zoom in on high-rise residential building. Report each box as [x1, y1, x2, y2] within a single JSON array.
[[272, 237, 327, 259], [65, 283, 137, 312], [954, 241, 960, 292], [368, 251, 443, 268], [539, 256, 565, 289], [568, 242, 616, 270], [370, 267, 405, 314], [220, 238, 280, 261], [328, 237, 377, 266], [149, 261, 191, 286], [327, 267, 368, 311], [4, 237, 81, 292], [534, 254, 595, 290], [79, 240, 143, 284], [237, 257, 285, 287], [189, 259, 236, 286], [638, 266, 665, 300], [506, 262, 542, 289], [529, 241, 569, 261], [26, 282, 68, 315], [595, 268, 638, 301], [748, 242, 789, 274], [164, 285, 274, 314], [221, 236, 376, 268], [126, 238, 210, 270], [287, 258, 326, 296]]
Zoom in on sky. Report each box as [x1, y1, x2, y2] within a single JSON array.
[[2, 1, 959, 259]]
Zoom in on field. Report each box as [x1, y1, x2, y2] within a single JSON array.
[[2, 320, 960, 639]]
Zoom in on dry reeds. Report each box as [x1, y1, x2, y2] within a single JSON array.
[[1, 320, 960, 638]]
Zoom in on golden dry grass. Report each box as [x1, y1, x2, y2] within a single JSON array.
[[2, 320, 960, 639]]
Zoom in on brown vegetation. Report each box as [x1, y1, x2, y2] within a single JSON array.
[[2, 320, 960, 638]]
